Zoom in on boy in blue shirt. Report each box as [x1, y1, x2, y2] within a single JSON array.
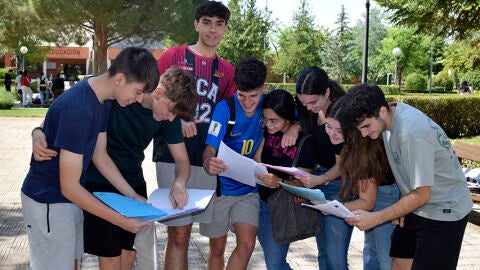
[[21, 47, 159, 269], [201, 57, 266, 269]]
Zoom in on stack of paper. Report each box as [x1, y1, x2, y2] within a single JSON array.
[[94, 189, 215, 222]]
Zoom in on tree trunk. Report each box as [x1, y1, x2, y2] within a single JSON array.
[[93, 18, 108, 75]]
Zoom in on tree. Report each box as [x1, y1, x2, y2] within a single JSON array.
[[350, 8, 388, 83], [0, 0, 203, 75], [374, 26, 434, 86], [321, 5, 356, 83], [272, 0, 326, 81], [375, 0, 480, 39], [217, 0, 272, 67], [443, 33, 480, 74]]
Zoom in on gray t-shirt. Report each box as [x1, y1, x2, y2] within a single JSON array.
[[383, 103, 472, 221]]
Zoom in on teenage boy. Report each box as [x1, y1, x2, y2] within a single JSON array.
[[31, 66, 197, 269], [152, 1, 236, 269], [201, 57, 266, 270], [21, 47, 158, 269], [340, 84, 472, 270]]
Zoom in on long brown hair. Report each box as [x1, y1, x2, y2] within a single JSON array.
[[327, 96, 388, 202]]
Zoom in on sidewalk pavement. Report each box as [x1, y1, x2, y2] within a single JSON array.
[[1, 116, 480, 270]]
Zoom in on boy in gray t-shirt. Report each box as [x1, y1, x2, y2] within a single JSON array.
[[338, 84, 472, 270]]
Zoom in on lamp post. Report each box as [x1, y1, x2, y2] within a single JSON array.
[[20, 46, 28, 71], [361, 0, 370, 83], [392, 47, 401, 85]]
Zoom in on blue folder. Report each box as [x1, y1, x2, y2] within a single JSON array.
[[94, 192, 168, 220], [279, 182, 326, 202]]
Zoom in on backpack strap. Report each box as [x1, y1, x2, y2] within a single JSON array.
[[288, 134, 312, 180], [216, 95, 236, 197]]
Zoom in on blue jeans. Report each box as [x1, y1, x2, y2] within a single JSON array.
[[363, 183, 400, 270], [258, 199, 292, 270], [315, 175, 353, 270]]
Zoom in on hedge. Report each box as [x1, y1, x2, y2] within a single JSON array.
[[266, 83, 480, 139]]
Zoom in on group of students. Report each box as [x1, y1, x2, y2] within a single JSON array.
[[13, 70, 65, 106], [23, 1, 472, 270]]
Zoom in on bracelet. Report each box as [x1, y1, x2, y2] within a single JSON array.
[[323, 174, 330, 185], [31, 127, 44, 137], [202, 157, 212, 168]]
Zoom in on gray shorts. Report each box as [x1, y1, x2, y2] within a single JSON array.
[[156, 162, 216, 226], [21, 192, 83, 269], [199, 192, 260, 238]]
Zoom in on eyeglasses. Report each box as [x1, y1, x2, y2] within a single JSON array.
[[262, 117, 281, 126]]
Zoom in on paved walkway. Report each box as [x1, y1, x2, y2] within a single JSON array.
[[1, 116, 480, 269]]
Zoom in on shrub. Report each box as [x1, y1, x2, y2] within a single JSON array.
[[432, 69, 454, 92], [386, 95, 480, 138], [0, 90, 16, 109], [404, 73, 427, 90]]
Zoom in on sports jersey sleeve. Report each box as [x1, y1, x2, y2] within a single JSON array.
[[219, 60, 236, 99], [205, 99, 230, 151]]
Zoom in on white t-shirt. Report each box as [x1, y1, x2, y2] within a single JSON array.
[[383, 103, 472, 221]]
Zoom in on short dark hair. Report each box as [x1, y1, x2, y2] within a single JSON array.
[[195, 1, 230, 23], [108, 47, 159, 94], [262, 88, 296, 123], [337, 83, 390, 129], [233, 57, 267, 91]]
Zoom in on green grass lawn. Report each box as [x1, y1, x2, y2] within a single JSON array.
[[0, 107, 47, 117]]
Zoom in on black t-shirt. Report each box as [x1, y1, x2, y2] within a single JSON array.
[[313, 121, 337, 170], [259, 131, 316, 201]]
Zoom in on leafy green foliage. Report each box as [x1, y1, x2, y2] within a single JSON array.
[[0, 91, 16, 109], [432, 69, 454, 92], [272, 0, 326, 81], [321, 5, 357, 83], [375, 0, 480, 39], [404, 73, 427, 90], [387, 95, 480, 138], [217, 0, 272, 66]]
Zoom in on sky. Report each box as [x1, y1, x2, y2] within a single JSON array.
[[223, 0, 380, 30]]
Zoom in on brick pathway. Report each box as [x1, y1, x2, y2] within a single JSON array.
[[1, 116, 480, 269]]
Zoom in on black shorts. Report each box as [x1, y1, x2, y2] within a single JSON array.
[[83, 181, 147, 257], [390, 212, 469, 270]]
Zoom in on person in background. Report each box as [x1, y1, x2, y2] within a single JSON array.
[[52, 73, 65, 99], [15, 70, 23, 103], [151, 2, 236, 269], [21, 70, 34, 107], [255, 88, 316, 269], [458, 80, 471, 95], [38, 72, 49, 104], [4, 69, 13, 92], [340, 83, 472, 270]]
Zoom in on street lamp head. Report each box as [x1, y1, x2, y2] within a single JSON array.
[[20, 46, 28, 55], [392, 47, 401, 57]]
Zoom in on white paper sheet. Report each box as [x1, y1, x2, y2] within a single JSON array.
[[302, 200, 356, 218], [94, 189, 215, 222], [217, 141, 271, 187]]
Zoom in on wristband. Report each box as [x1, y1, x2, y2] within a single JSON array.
[[31, 127, 44, 137], [202, 157, 212, 168], [323, 174, 330, 185]]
